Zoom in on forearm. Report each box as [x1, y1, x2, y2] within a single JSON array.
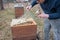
[[48, 12, 60, 19]]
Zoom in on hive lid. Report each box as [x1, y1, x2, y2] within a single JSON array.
[[14, 3, 24, 7], [25, 0, 29, 1]]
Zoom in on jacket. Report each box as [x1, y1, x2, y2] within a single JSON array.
[[31, 0, 60, 19]]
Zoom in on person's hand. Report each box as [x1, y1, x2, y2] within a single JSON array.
[[26, 5, 32, 11], [37, 13, 49, 18]]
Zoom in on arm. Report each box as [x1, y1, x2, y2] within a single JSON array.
[[26, 0, 38, 11], [31, 0, 38, 7], [48, 7, 60, 19]]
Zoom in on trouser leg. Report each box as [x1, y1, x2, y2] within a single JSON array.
[[49, 19, 60, 40], [44, 19, 51, 40]]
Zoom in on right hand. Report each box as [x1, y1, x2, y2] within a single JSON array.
[[26, 5, 32, 11]]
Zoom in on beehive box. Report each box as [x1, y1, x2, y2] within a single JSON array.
[[14, 4, 24, 18], [11, 18, 37, 40]]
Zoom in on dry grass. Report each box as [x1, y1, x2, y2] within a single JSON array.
[[0, 8, 15, 40]]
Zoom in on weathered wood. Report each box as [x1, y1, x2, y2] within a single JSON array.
[[15, 6, 24, 18], [11, 18, 37, 40]]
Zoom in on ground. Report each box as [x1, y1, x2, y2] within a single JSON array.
[[0, 3, 53, 40]]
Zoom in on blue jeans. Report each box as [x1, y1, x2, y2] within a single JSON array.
[[44, 19, 60, 40]]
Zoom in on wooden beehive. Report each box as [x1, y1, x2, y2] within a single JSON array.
[[14, 4, 24, 18], [11, 18, 37, 40]]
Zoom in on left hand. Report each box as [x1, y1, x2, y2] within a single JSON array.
[[37, 13, 49, 18]]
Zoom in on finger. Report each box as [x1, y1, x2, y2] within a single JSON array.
[[37, 15, 41, 18]]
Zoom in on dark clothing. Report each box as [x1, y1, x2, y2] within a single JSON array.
[[31, 0, 60, 19]]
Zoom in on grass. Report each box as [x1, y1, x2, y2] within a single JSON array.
[[0, 8, 15, 40]]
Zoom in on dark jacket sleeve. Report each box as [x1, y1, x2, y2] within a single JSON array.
[[48, 7, 60, 19], [31, 0, 38, 7]]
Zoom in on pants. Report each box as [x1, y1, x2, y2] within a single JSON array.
[[44, 18, 60, 40]]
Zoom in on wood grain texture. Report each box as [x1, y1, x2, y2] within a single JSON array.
[[15, 7, 24, 18], [11, 18, 37, 40]]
